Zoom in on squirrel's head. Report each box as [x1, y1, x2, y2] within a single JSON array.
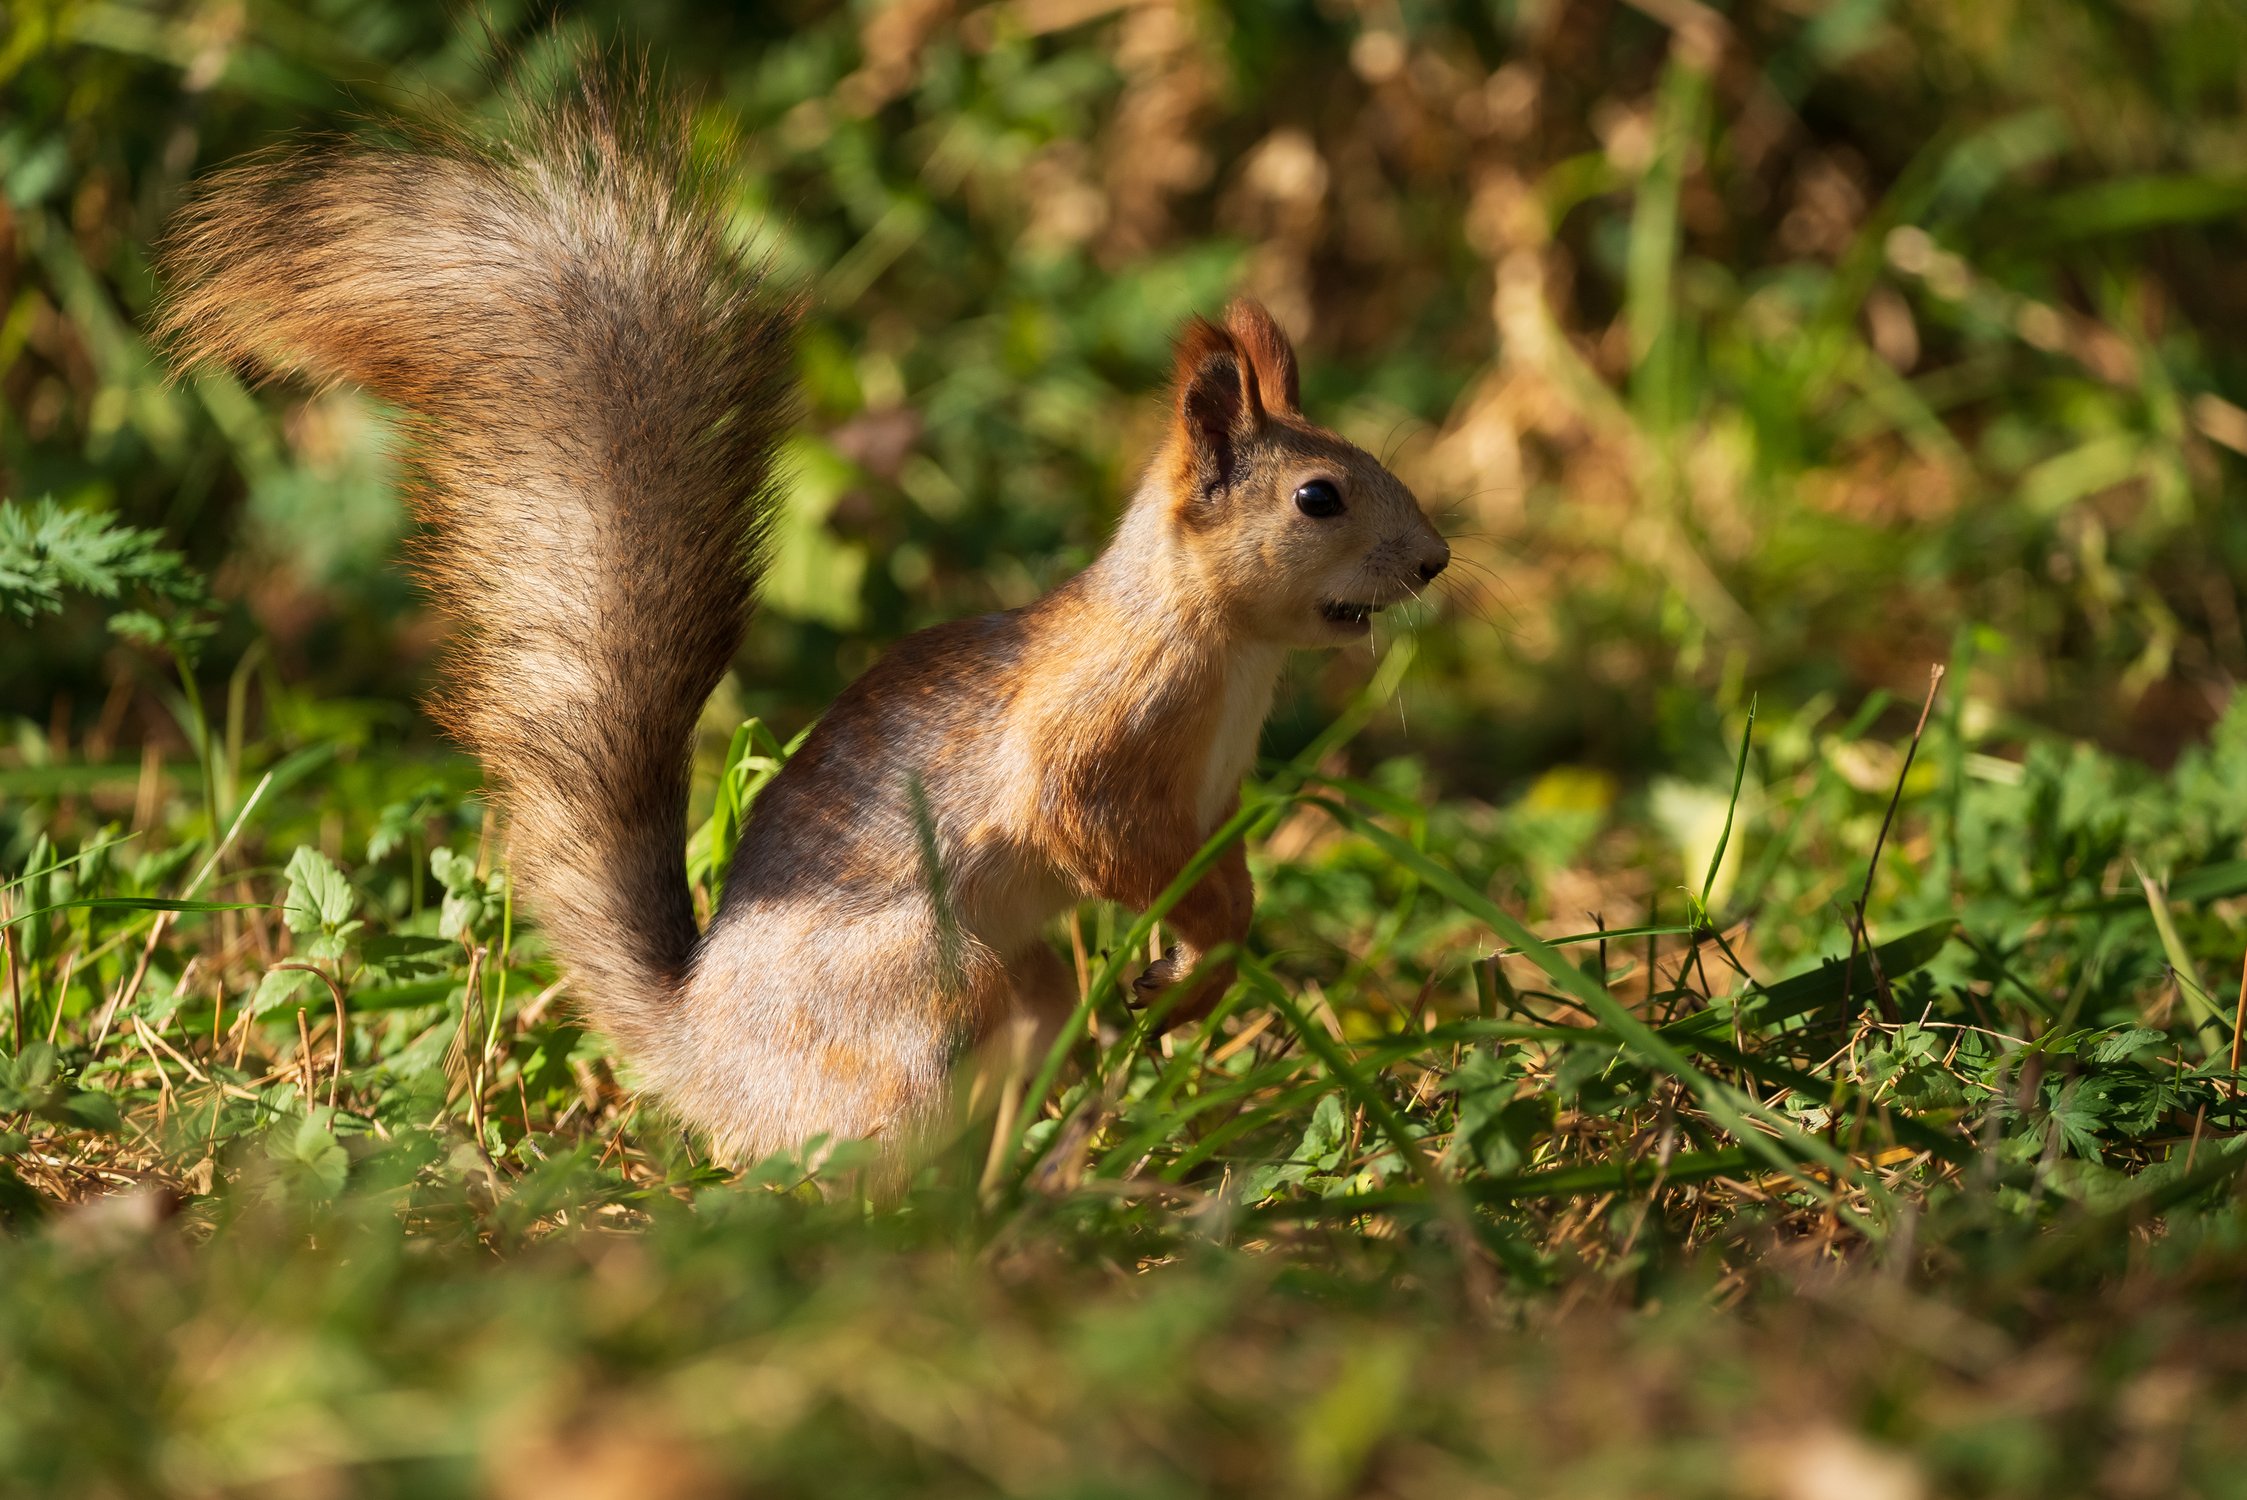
[[1155, 300, 1449, 649]]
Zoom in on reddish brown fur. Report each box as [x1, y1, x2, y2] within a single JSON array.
[[158, 64, 1447, 1161], [1223, 300, 1302, 416]]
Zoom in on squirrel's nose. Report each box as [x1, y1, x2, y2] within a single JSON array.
[[1417, 543, 1450, 583]]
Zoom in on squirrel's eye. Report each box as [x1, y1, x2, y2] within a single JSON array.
[[1293, 479, 1344, 518]]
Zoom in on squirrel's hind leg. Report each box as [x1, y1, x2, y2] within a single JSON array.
[[953, 942, 1079, 1136], [1000, 941, 1078, 1062], [666, 908, 972, 1166]]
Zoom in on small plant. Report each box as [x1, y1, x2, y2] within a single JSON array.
[[0, 496, 212, 653]]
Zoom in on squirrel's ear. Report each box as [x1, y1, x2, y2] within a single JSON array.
[[1223, 299, 1301, 417], [1171, 316, 1258, 500]]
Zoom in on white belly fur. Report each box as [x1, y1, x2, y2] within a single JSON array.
[[1195, 643, 1286, 833]]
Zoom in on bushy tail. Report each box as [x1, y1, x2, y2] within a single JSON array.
[[159, 70, 798, 1052]]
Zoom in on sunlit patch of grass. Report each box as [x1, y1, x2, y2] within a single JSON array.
[[7, 608, 2247, 1487]]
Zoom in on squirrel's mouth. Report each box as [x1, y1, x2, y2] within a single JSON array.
[[1319, 600, 1383, 630]]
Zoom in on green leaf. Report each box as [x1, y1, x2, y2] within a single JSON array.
[[1, 896, 263, 931], [345, 978, 462, 1013], [1242, 1092, 1348, 1203], [0, 1044, 60, 1113], [0, 1161, 45, 1229], [2032, 173, 2247, 241], [1449, 1053, 1555, 1177], [266, 1110, 349, 1199], [59, 1090, 121, 1134], [685, 717, 799, 907], [2046, 1079, 2109, 1160], [0, 497, 212, 646], [250, 966, 320, 1017], [2089, 1028, 2170, 1065], [363, 934, 456, 981], [2134, 863, 2228, 1059], [282, 846, 356, 934], [0, 1042, 120, 1133], [1698, 921, 1958, 1033], [429, 845, 501, 943]]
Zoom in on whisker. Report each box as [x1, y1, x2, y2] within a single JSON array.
[[1432, 485, 1526, 517], [1381, 417, 1433, 470], [1439, 574, 1520, 637], [1377, 416, 1414, 469], [1442, 548, 1505, 572], [1388, 581, 1441, 736], [1444, 562, 1511, 595], [1441, 556, 1515, 597], [1439, 546, 1512, 578]]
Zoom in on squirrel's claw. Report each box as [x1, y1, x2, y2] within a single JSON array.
[[1130, 944, 1186, 1001]]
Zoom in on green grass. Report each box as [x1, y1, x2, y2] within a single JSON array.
[[11, 1, 2247, 1494], [6, 634, 2247, 1493]]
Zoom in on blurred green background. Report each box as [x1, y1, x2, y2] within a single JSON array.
[[12, 0, 2247, 794]]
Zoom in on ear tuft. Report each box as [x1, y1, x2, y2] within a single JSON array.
[[1172, 316, 1254, 499], [1223, 299, 1301, 417]]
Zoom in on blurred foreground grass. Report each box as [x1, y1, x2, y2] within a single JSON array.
[[10, 1, 2247, 1495]]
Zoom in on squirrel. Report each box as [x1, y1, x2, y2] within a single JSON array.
[[158, 70, 1449, 1163]]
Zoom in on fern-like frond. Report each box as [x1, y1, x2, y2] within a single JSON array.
[[0, 496, 208, 628]]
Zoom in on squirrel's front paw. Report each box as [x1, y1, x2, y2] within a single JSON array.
[[1131, 944, 1186, 1000]]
